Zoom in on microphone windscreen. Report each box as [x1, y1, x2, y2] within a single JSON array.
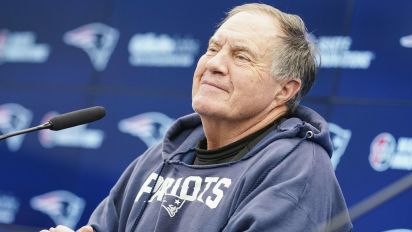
[[49, 106, 106, 131]]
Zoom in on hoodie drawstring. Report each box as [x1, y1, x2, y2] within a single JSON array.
[[130, 159, 167, 232]]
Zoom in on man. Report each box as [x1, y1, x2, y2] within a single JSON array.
[[42, 3, 352, 232]]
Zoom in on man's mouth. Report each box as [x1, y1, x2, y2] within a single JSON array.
[[201, 80, 228, 92]]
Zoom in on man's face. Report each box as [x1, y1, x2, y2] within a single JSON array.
[[192, 12, 286, 122]]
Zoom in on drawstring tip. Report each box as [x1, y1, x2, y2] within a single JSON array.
[[305, 131, 314, 139]]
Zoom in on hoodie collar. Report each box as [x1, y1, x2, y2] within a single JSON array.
[[161, 105, 333, 160]]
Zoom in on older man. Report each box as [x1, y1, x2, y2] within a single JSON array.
[[43, 3, 352, 232]]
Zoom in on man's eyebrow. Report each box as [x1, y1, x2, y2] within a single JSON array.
[[232, 44, 252, 53], [208, 37, 220, 46], [231, 44, 257, 58], [208, 38, 257, 58]]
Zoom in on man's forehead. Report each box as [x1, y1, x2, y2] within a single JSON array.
[[209, 29, 274, 55], [220, 12, 280, 34], [209, 36, 251, 45], [212, 13, 279, 43], [209, 35, 258, 52]]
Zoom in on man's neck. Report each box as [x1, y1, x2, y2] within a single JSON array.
[[200, 106, 288, 150]]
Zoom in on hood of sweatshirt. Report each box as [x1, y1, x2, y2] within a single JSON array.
[[161, 105, 333, 162]]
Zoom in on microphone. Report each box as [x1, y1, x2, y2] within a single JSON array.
[[0, 106, 106, 141], [48, 106, 106, 131]]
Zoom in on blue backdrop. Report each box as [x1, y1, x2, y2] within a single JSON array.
[[1, 0, 411, 231]]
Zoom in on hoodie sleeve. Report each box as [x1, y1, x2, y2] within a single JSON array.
[[87, 157, 140, 232]]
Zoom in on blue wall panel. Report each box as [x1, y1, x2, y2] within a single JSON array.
[[1, 0, 411, 231]]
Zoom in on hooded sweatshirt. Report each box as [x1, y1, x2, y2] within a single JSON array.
[[88, 106, 352, 232]]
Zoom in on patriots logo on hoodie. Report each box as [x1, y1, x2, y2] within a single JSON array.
[[0, 103, 33, 151], [63, 23, 119, 71], [30, 190, 85, 228], [161, 194, 186, 217], [118, 112, 174, 147]]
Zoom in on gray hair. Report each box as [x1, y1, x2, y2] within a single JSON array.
[[221, 3, 317, 112]]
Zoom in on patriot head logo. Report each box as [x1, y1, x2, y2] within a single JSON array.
[[328, 123, 352, 170], [0, 103, 33, 151], [118, 112, 174, 147], [161, 194, 186, 218], [30, 190, 85, 228], [63, 23, 119, 71], [369, 133, 396, 172]]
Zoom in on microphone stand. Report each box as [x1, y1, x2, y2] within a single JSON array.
[[1, 106, 105, 141], [316, 172, 412, 231], [0, 122, 52, 141]]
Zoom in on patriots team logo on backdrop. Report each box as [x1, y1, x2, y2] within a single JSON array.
[[369, 133, 412, 172], [63, 23, 119, 71], [0, 103, 33, 151], [161, 194, 186, 217], [328, 123, 352, 170], [118, 112, 174, 147], [0, 193, 20, 224], [400, 34, 412, 48], [30, 190, 85, 228], [39, 111, 104, 149]]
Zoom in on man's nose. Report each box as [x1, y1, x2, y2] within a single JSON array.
[[205, 50, 229, 75]]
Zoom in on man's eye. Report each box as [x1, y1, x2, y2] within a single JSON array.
[[236, 54, 250, 61], [207, 47, 218, 53]]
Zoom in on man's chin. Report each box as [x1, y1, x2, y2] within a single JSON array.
[[193, 102, 223, 117], [193, 105, 213, 116]]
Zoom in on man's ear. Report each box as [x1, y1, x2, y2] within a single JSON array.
[[275, 79, 302, 105]]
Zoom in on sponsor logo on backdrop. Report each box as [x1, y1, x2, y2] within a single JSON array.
[[0, 193, 20, 224], [30, 190, 85, 228], [63, 23, 119, 71], [310, 35, 375, 69], [39, 111, 104, 149], [129, 33, 200, 67], [369, 133, 412, 172], [0, 103, 33, 151], [0, 29, 50, 64], [118, 112, 174, 147], [328, 123, 352, 170], [400, 34, 412, 48]]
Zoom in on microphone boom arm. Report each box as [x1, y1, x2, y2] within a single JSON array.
[[0, 122, 52, 141]]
